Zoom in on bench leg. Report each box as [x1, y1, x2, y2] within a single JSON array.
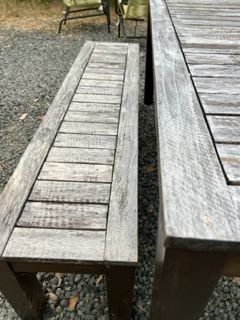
[[144, 11, 154, 105], [0, 261, 44, 320], [151, 248, 225, 320], [106, 266, 135, 320]]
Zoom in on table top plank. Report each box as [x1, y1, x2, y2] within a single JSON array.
[[17, 202, 108, 230], [150, 0, 239, 250], [217, 144, 240, 185], [200, 94, 240, 116], [189, 65, 240, 78], [207, 116, 240, 144]]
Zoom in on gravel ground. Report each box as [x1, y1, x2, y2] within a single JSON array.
[[0, 17, 240, 320]]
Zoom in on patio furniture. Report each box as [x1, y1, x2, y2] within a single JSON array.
[[58, 0, 111, 33], [145, 0, 240, 319], [115, 0, 148, 37], [0, 41, 139, 320]]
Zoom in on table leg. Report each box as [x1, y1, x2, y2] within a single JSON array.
[[144, 13, 154, 105], [0, 261, 44, 320], [106, 265, 135, 320], [151, 248, 225, 320]]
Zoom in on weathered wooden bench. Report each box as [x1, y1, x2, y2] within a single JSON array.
[[145, 0, 240, 319], [0, 41, 139, 320]]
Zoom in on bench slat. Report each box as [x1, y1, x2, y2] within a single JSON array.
[[85, 67, 125, 75], [105, 43, 139, 264], [3, 228, 106, 263], [47, 147, 115, 165], [0, 41, 95, 256], [38, 162, 113, 183], [69, 102, 120, 113], [83, 73, 124, 81], [64, 111, 119, 123], [29, 180, 111, 204], [150, 0, 239, 250], [76, 86, 122, 95], [60, 122, 118, 136], [54, 133, 116, 149], [17, 202, 107, 230], [79, 79, 123, 88], [194, 77, 240, 94], [73, 94, 121, 104]]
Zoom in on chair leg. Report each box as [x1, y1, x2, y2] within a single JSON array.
[[102, 0, 111, 33], [0, 261, 44, 320], [151, 248, 225, 320], [106, 265, 135, 320], [64, 7, 70, 25]]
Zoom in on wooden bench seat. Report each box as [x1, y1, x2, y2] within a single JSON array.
[[0, 41, 139, 320]]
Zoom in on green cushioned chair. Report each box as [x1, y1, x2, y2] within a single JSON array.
[[116, 0, 148, 37], [59, 0, 111, 33]]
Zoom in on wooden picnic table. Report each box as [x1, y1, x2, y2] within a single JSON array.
[[144, 0, 240, 318]]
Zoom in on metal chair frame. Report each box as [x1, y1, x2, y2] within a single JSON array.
[[59, 0, 111, 33]]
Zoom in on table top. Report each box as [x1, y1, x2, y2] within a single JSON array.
[[149, 0, 240, 250]]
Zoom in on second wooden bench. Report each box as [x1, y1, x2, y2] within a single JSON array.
[[0, 41, 139, 320]]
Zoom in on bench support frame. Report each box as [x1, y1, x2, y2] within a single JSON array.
[[0, 262, 44, 320]]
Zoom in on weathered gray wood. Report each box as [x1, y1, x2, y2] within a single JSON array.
[[200, 94, 240, 115], [38, 162, 113, 183], [79, 79, 123, 88], [217, 144, 240, 185], [76, 86, 122, 95], [73, 93, 122, 104], [69, 102, 120, 113], [183, 47, 240, 55], [207, 116, 240, 144], [87, 62, 125, 69], [229, 186, 240, 212], [90, 54, 126, 64], [64, 111, 119, 124], [60, 121, 118, 135], [186, 54, 240, 66], [0, 41, 95, 256], [194, 78, 240, 94], [149, 0, 239, 250], [54, 133, 116, 149], [29, 180, 111, 204], [85, 67, 125, 75], [18, 202, 107, 230], [105, 43, 139, 264], [47, 147, 115, 165], [189, 65, 240, 78], [83, 73, 124, 81], [3, 228, 106, 262]]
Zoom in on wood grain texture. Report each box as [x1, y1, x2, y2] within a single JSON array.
[[194, 77, 240, 94], [0, 41, 95, 256], [229, 186, 240, 213], [60, 121, 118, 135], [47, 147, 115, 165], [85, 67, 125, 75], [29, 180, 111, 204], [73, 93, 122, 104], [90, 54, 126, 64], [83, 73, 124, 81], [76, 86, 122, 95], [207, 116, 240, 144], [105, 44, 139, 264], [17, 202, 107, 230], [200, 94, 240, 116], [186, 53, 240, 65], [54, 133, 116, 149], [189, 65, 240, 78], [38, 162, 113, 183], [217, 144, 240, 185], [150, 0, 239, 250], [64, 111, 119, 124], [69, 102, 120, 113], [3, 228, 106, 263], [79, 79, 123, 88]]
